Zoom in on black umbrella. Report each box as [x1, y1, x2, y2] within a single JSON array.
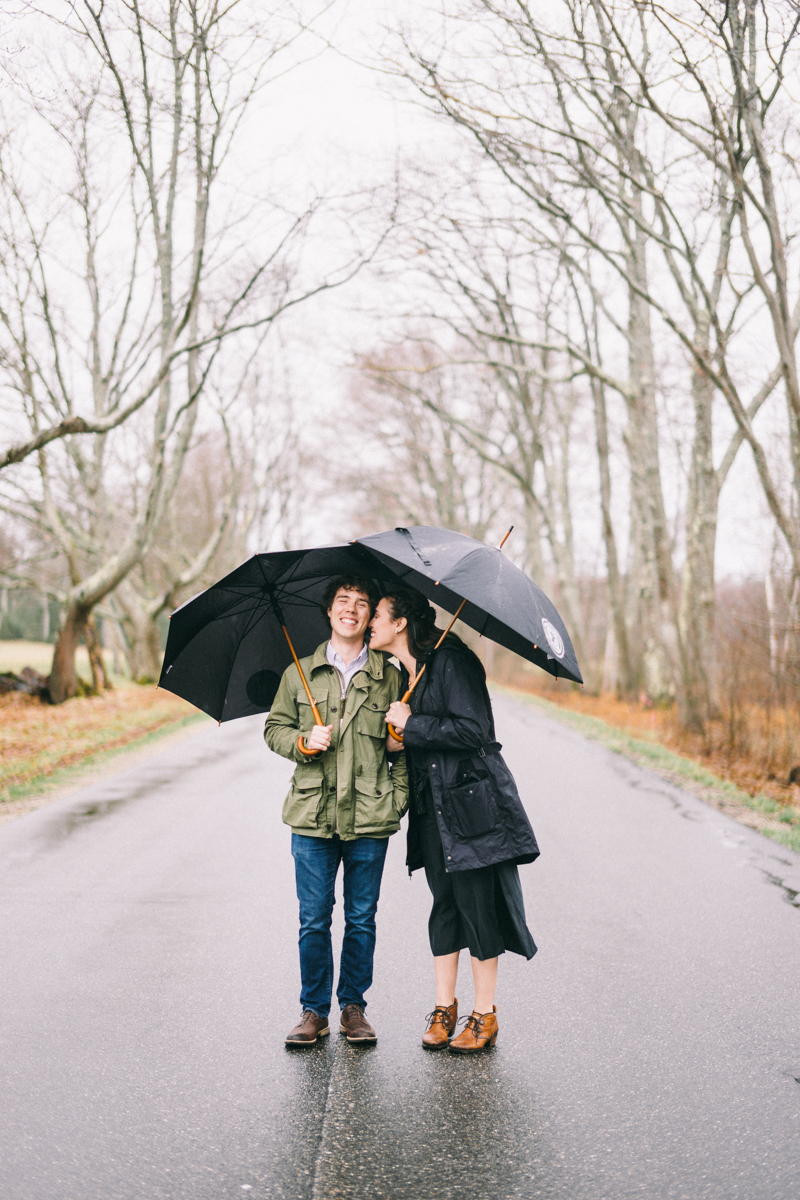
[[354, 524, 583, 688], [158, 543, 402, 729]]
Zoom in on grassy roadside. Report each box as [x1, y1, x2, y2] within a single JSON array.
[[499, 684, 800, 854], [0, 712, 207, 823], [1, 685, 208, 814]]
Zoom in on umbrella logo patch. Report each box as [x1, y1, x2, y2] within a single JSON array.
[[541, 618, 565, 658]]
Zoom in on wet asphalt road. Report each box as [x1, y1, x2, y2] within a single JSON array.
[[1, 692, 799, 1200]]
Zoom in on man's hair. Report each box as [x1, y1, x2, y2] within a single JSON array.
[[321, 575, 381, 621]]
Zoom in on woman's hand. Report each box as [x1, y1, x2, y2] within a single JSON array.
[[385, 701, 411, 735]]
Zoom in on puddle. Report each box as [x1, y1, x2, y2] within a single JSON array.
[[761, 870, 800, 909], [30, 796, 130, 849], [23, 740, 228, 853]]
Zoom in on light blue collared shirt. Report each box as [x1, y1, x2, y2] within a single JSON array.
[[326, 640, 369, 694]]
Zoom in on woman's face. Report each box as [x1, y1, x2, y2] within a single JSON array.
[[369, 596, 405, 651]]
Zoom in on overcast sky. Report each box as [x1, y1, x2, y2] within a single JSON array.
[[2, 0, 784, 582], [242, 0, 783, 581]]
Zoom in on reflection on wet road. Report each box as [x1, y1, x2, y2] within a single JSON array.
[[0, 694, 799, 1199]]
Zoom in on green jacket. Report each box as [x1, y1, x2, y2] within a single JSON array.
[[264, 642, 409, 840]]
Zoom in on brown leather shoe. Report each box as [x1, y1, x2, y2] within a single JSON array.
[[285, 1010, 330, 1046], [422, 999, 458, 1049], [448, 1007, 498, 1053], [339, 1004, 377, 1043]]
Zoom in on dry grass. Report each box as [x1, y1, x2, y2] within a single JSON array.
[[494, 666, 800, 853], [499, 683, 800, 853], [507, 679, 800, 805], [1, 684, 201, 802]]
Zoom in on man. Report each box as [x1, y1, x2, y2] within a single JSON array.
[[265, 576, 408, 1047]]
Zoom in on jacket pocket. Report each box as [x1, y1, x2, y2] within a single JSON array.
[[296, 693, 328, 732], [352, 774, 398, 832], [445, 775, 498, 839], [283, 763, 326, 829], [356, 706, 387, 738]]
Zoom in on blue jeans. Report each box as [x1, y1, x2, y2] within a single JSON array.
[[291, 833, 389, 1018]]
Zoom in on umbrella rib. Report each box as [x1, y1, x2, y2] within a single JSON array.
[[274, 581, 324, 607], [202, 590, 267, 624]]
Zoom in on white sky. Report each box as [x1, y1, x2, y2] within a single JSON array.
[[1, 0, 789, 583], [244, 0, 787, 581]]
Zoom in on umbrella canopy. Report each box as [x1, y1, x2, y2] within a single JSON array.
[[158, 544, 402, 722], [355, 525, 583, 685]]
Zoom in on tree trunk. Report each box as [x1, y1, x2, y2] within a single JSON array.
[[522, 492, 546, 584], [48, 601, 91, 703], [678, 334, 719, 733], [625, 231, 677, 704], [592, 376, 635, 696], [116, 585, 164, 683], [132, 617, 163, 684], [86, 614, 112, 692]]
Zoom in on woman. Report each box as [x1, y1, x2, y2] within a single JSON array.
[[369, 586, 539, 1053]]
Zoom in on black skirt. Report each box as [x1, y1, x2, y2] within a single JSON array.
[[418, 808, 537, 962]]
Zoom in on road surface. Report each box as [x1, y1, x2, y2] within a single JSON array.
[[0, 692, 798, 1199]]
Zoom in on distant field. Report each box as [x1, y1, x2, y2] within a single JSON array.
[[0, 639, 131, 683], [0, 639, 89, 677]]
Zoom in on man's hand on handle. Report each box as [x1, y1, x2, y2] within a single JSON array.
[[305, 724, 333, 753]]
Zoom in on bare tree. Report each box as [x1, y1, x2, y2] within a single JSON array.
[[112, 431, 237, 681], [392, 2, 678, 701], [113, 358, 303, 681], [387, 0, 799, 727], [349, 342, 513, 541], [0, 0, 371, 701]]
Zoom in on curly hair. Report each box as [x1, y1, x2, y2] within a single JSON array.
[[321, 575, 381, 621], [382, 586, 442, 661]]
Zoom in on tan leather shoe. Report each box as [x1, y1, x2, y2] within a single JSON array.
[[422, 999, 458, 1049], [448, 1007, 498, 1053], [339, 1004, 377, 1043], [285, 1010, 330, 1046]]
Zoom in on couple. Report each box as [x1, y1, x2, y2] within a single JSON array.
[[264, 575, 539, 1053]]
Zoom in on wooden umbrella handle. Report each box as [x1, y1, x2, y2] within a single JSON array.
[[280, 623, 325, 758], [296, 703, 324, 758], [387, 683, 415, 744]]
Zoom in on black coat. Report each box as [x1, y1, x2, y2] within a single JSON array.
[[402, 638, 540, 874]]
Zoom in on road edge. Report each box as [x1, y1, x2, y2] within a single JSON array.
[[0, 713, 210, 827], [495, 684, 800, 855]]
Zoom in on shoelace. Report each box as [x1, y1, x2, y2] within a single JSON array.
[[454, 1012, 485, 1040], [424, 1006, 454, 1031]]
